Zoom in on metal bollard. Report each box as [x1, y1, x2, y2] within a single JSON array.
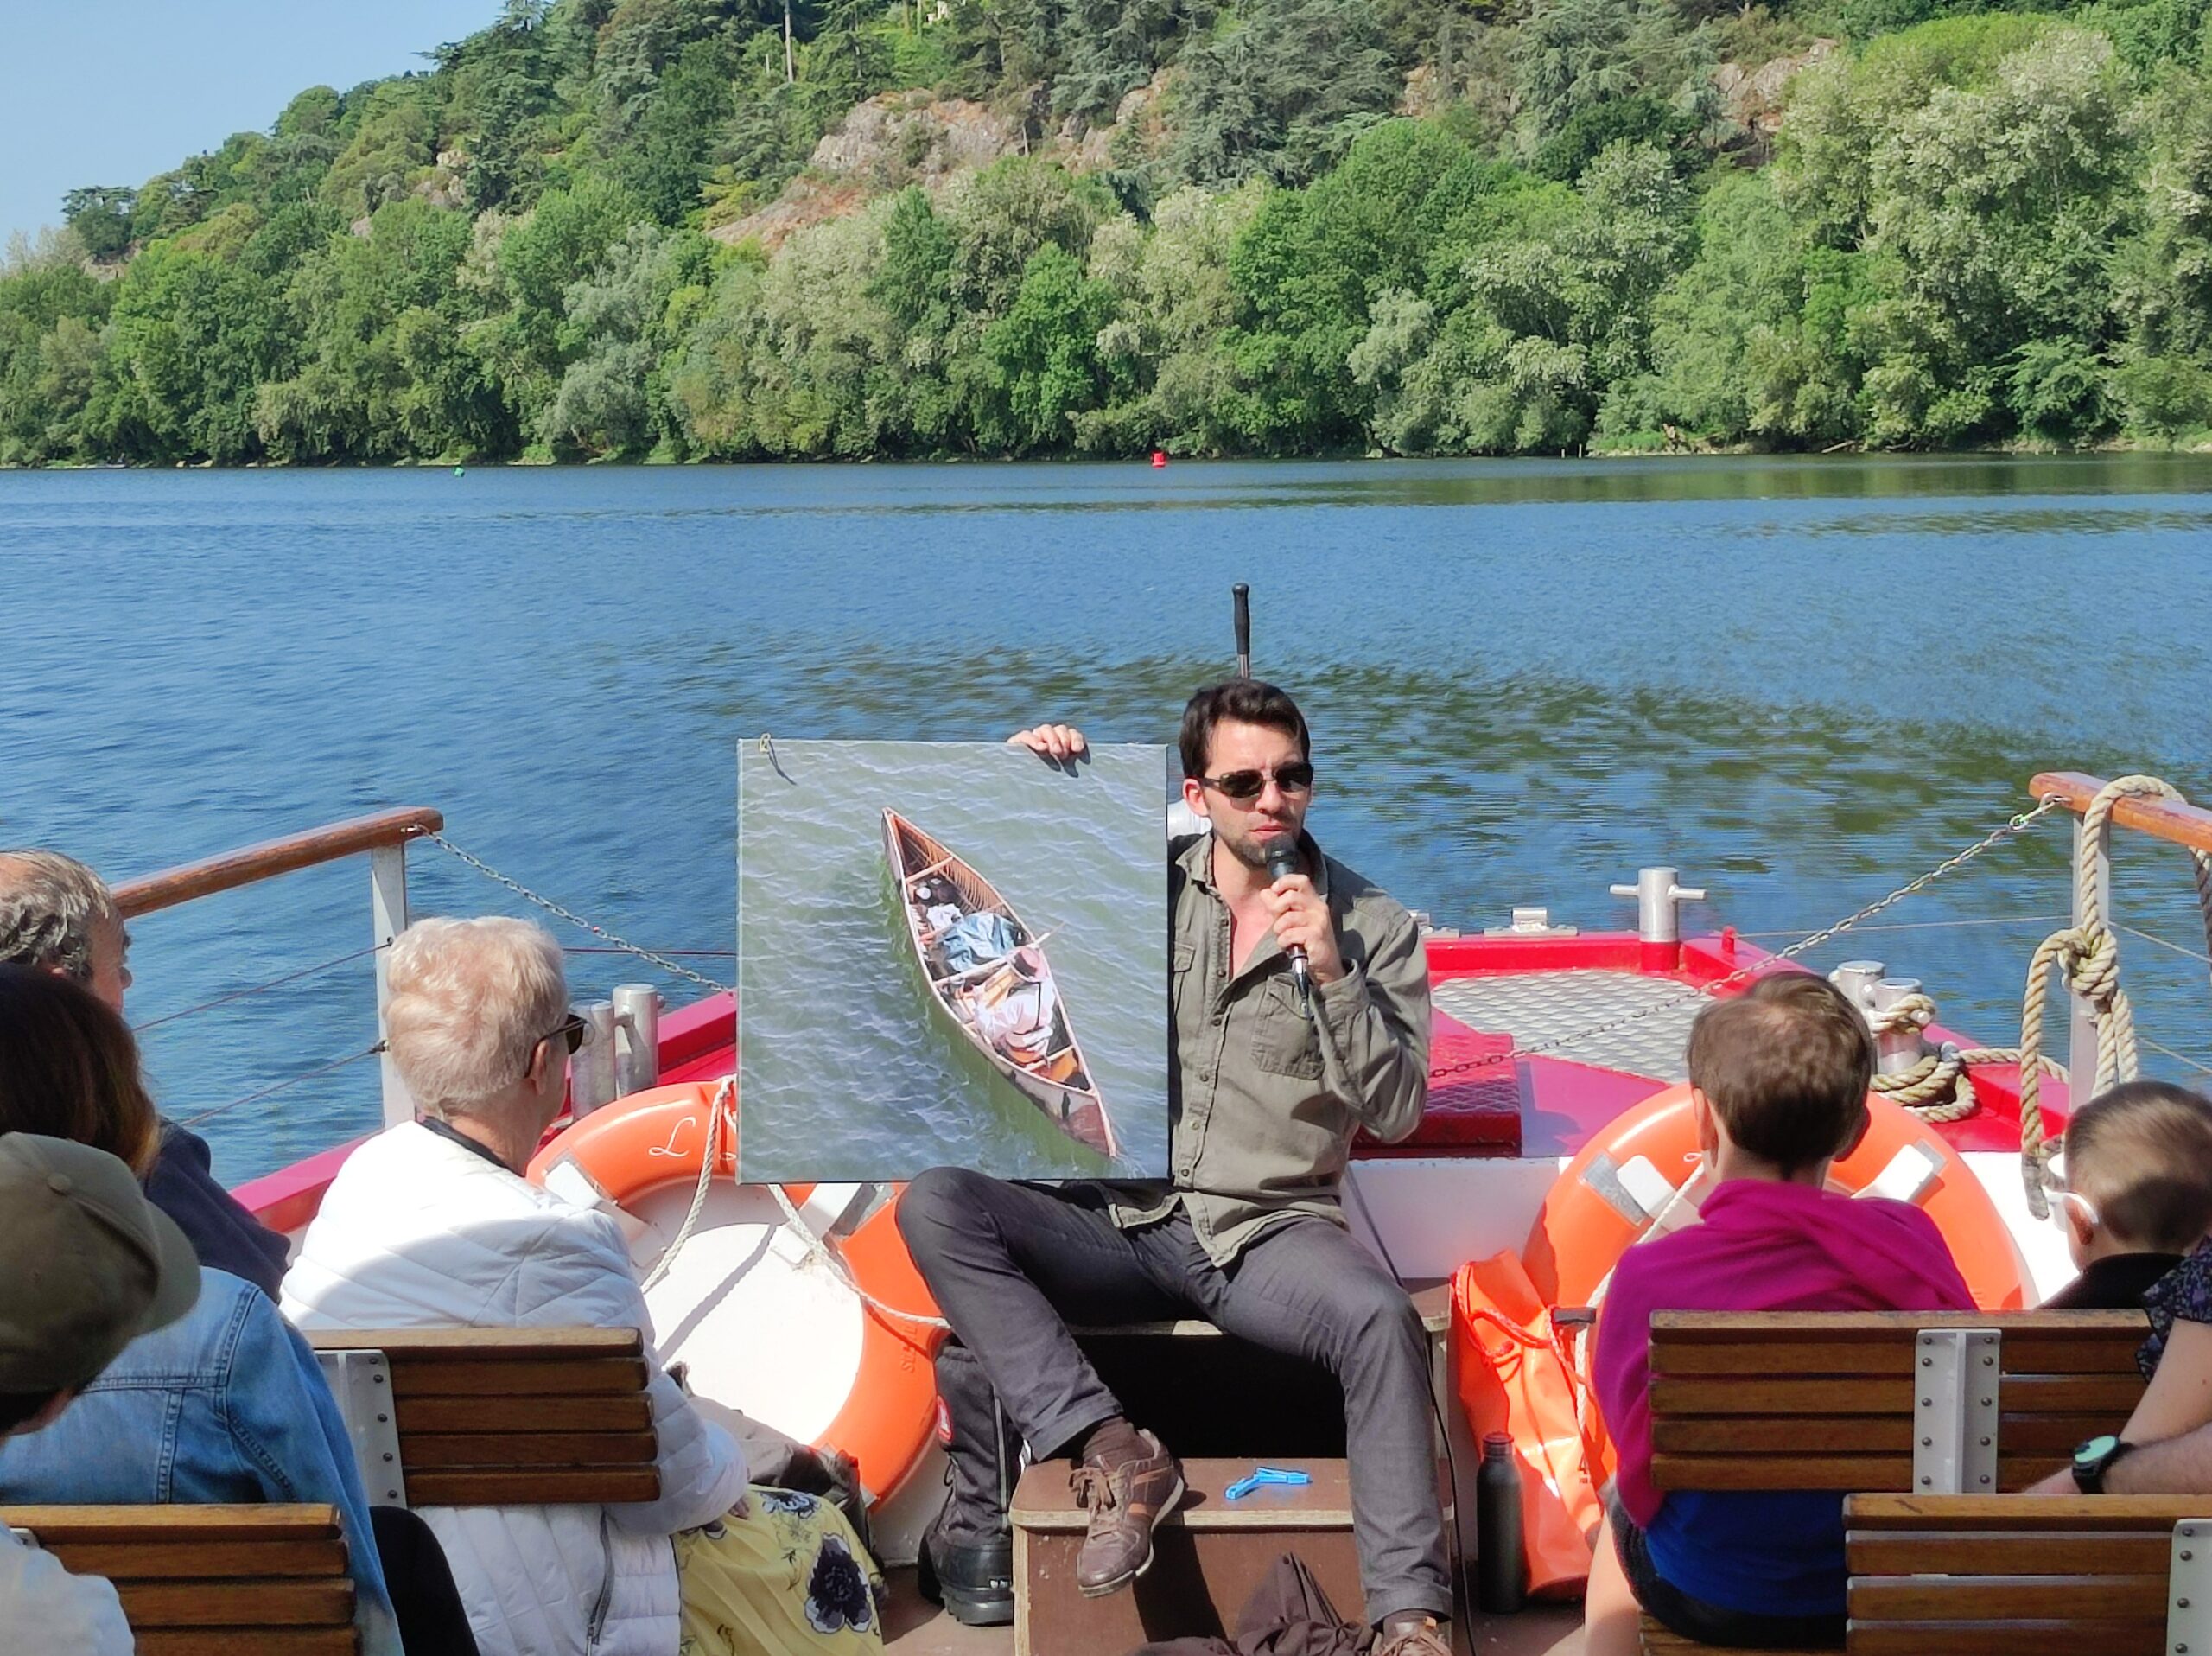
[[1871, 977, 1929, 1077], [569, 1000, 619, 1118], [1829, 960, 1887, 1011], [613, 984, 663, 1098], [1609, 867, 1708, 971]]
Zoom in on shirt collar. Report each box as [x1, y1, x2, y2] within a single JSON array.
[[416, 1112, 518, 1175]]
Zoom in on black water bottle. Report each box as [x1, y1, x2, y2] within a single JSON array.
[[1476, 1431, 1527, 1614]]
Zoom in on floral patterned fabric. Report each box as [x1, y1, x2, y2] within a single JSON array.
[[2137, 1238, 2212, 1379], [675, 1486, 884, 1655]]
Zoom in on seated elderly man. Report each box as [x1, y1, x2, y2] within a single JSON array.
[[283, 916, 882, 1656], [0, 848, 289, 1295]]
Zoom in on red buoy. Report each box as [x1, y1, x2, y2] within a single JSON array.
[[1151, 450, 1168, 468]]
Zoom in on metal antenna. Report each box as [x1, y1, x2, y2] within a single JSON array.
[[1233, 583, 1251, 678]]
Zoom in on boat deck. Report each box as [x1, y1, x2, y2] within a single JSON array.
[[1431, 971, 1701, 1083], [880, 1570, 1583, 1654]]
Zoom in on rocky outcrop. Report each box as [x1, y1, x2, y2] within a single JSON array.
[[1713, 40, 1838, 141], [709, 73, 1167, 252]]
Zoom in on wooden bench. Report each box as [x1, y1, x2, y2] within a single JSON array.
[[1, 1503, 358, 1655], [1649, 1309, 2148, 1498], [1636, 1309, 2152, 1653], [1844, 1494, 2212, 1654], [305, 1327, 660, 1508]]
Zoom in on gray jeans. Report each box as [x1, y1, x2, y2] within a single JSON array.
[[897, 1167, 1452, 1624]]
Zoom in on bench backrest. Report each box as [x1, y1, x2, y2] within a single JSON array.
[[2, 1502, 357, 1655], [306, 1327, 660, 1507], [1844, 1493, 2212, 1655], [1648, 1310, 2147, 1494]]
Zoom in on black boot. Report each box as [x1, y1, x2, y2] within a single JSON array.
[[917, 1509, 1015, 1627], [918, 1341, 1019, 1626]]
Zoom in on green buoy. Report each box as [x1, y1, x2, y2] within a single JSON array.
[[453, 465, 466, 476]]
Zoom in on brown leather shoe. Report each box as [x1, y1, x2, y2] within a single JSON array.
[[1069, 1429, 1184, 1597], [1371, 1615, 1452, 1656]]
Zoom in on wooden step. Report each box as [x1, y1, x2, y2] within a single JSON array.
[[1011, 1456, 1365, 1656]]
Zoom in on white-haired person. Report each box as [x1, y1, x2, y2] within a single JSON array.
[[282, 917, 881, 1656]]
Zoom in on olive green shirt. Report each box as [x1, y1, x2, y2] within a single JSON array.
[[1105, 831, 1432, 1264]]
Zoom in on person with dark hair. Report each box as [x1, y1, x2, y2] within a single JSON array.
[[898, 682, 1451, 1656], [0, 849, 289, 1296], [0, 965, 416, 1656], [0, 1131, 202, 1652], [1583, 972, 1976, 1655]]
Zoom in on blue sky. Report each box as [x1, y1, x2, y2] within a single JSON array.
[[1, 1, 500, 248]]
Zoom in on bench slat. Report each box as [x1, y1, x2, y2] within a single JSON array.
[[387, 1357, 652, 1398], [407, 1468, 664, 1506], [117, 1579, 355, 1627], [306, 1328, 642, 1360], [1652, 1454, 1907, 1493], [1650, 1339, 2146, 1377], [1848, 1573, 2168, 1619], [49, 1539, 351, 1581], [403, 1431, 661, 1470], [1653, 1311, 2151, 1340], [1649, 1379, 1913, 1417], [1848, 1531, 2172, 1576], [1849, 1618, 2167, 1655], [396, 1394, 654, 1433], [2000, 1374, 2146, 1413], [1653, 1417, 1912, 1455], [1847, 1494, 2212, 1529], [0, 1506, 341, 1541], [136, 1632, 358, 1655]]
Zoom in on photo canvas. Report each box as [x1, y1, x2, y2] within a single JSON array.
[[738, 739, 1171, 1182]]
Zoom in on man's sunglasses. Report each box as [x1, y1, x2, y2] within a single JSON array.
[[1198, 761, 1315, 803], [538, 1011, 592, 1060]]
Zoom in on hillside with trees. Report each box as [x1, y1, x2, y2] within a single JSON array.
[[4, 0, 2211, 462]]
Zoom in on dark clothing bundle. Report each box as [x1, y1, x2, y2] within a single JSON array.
[[145, 1118, 290, 1297]]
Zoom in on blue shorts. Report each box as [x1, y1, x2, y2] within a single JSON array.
[[1611, 1499, 1845, 1651]]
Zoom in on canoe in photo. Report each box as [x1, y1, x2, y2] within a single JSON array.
[[882, 807, 1121, 1161]]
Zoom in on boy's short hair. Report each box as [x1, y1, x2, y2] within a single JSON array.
[[2062, 1081, 2212, 1253], [1687, 973, 1875, 1173]]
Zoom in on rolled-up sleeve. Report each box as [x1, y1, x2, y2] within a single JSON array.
[[1314, 905, 1430, 1143]]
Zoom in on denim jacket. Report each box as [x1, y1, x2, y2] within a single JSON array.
[[0, 1268, 401, 1656]]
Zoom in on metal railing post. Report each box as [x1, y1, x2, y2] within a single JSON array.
[[2069, 817, 2109, 1108], [370, 844, 415, 1127]]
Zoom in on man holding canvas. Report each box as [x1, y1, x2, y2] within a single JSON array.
[[897, 679, 1450, 1656]]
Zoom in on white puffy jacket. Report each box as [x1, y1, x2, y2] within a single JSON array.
[[280, 1122, 747, 1656]]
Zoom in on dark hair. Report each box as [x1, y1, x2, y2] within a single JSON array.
[[1686, 973, 1875, 1174], [2063, 1081, 2212, 1253], [0, 1390, 63, 1434], [1177, 680, 1311, 779], [0, 964, 160, 1175]]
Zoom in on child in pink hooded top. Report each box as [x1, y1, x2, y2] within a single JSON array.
[[1584, 974, 1974, 1656]]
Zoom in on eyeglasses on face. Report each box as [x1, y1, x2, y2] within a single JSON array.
[[537, 1011, 592, 1063], [1199, 761, 1314, 803]]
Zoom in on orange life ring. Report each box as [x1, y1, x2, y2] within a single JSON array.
[[526, 1082, 944, 1504], [1524, 1082, 2030, 1314]]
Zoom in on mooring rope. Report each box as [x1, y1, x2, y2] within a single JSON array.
[[2016, 775, 2212, 1218]]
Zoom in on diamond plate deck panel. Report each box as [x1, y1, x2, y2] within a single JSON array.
[[1431, 970, 1702, 1081]]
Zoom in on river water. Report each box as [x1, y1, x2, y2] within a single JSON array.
[[2, 455, 2208, 1182]]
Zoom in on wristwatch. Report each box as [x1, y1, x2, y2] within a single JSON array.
[[2071, 1433, 2135, 1494]]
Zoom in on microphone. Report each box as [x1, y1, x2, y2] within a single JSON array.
[[1264, 838, 1313, 1016]]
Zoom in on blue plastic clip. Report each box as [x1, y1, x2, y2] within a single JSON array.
[[1224, 1466, 1313, 1500]]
